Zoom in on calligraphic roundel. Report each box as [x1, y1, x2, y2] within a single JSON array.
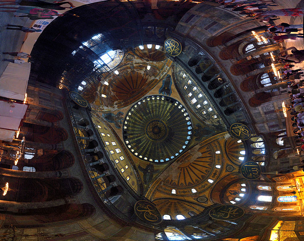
[[69, 91, 88, 108], [209, 205, 244, 220], [229, 123, 251, 140], [134, 200, 162, 224]]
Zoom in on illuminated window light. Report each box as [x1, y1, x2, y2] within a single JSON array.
[[215, 165, 221, 169], [257, 195, 272, 202], [215, 151, 221, 154], [241, 184, 246, 187], [241, 188, 246, 192], [182, 73, 186, 78], [208, 107, 213, 112], [114, 70, 119, 75], [121, 168, 125, 173], [107, 134, 110, 137], [110, 150, 114, 154], [237, 140, 242, 143], [147, 44, 152, 49], [196, 104, 201, 109], [78, 86, 83, 91], [2, 182, 9, 196], [139, 45, 144, 50], [239, 157, 245, 161], [101, 94, 107, 98], [239, 193, 245, 197], [191, 188, 197, 193], [240, 150, 246, 155], [235, 198, 241, 201], [184, 85, 187, 90], [176, 215, 186, 220], [230, 201, 236, 204], [126, 176, 130, 181], [115, 148, 121, 153], [101, 133, 105, 136], [111, 142, 116, 146], [163, 215, 171, 220], [120, 156, 124, 160], [188, 93, 192, 97], [81, 81, 86, 85], [191, 98, 197, 104], [198, 94, 203, 98], [202, 111, 206, 115], [147, 65, 151, 70], [193, 87, 197, 91], [104, 81, 109, 85], [188, 80, 192, 84], [105, 142, 110, 146], [125, 165, 128, 169], [203, 100, 208, 105], [213, 115, 217, 119], [115, 159, 119, 164], [155, 45, 161, 49], [98, 125, 101, 128], [208, 179, 214, 183], [172, 189, 176, 194]]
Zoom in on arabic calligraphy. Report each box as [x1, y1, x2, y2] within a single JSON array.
[[209, 205, 244, 220], [229, 123, 251, 140], [164, 38, 182, 57], [69, 91, 88, 108], [240, 162, 261, 179], [134, 200, 162, 224]]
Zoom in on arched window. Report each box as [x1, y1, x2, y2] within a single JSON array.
[[277, 196, 298, 203], [276, 185, 294, 191], [257, 185, 272, 191], [273, 206, 299, 212], [163, 214, 171, 220], [176, 214, 186, 220], [257, 195, 272, 202], [260, 73, 272, 87], [245, 43, 256, 53], [250, 205, 268, 210]]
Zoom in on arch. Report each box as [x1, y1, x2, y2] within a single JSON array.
[[219, 94, 238, 107], [188, 55, 202, 67], [37, 109, 64, 122], [78, 118, 90, 127], [208, 78, 226, 90], [92, 162, 109, 173], [86, 140, 99, 149], [30, 203, 95, 223], [30, 150, 75, 171], [21, 123, 68, 144], [249, 92, 272, 107], [219, 40, 243, 60], [230, 59, 268, 76], [210, 174, 247, 204], [106, 185, 123, 198], [224, 104, 242, 116], [240, 74, 260, 92]]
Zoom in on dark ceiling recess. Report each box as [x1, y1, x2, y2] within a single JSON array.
[[29, 1, 196, 88]]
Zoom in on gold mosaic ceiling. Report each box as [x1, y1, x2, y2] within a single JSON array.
[[89, 45, 248, 220]]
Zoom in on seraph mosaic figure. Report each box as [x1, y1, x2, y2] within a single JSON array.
[[102, 111, 124, 129], [159, 74, 172, 96]]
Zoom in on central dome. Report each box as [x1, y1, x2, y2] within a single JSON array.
[[123, 95, 192, 163]]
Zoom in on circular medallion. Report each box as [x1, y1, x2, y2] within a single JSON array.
[[69, 91, 88, 108], [164, 38, 182, 57], [240, 161, 261, 179], [123, 95, 192, 163], [229, 123, 251, 140], [146, 120, 168, 141], [209, 205, 244, 220], [134, 200, 162, 224]]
